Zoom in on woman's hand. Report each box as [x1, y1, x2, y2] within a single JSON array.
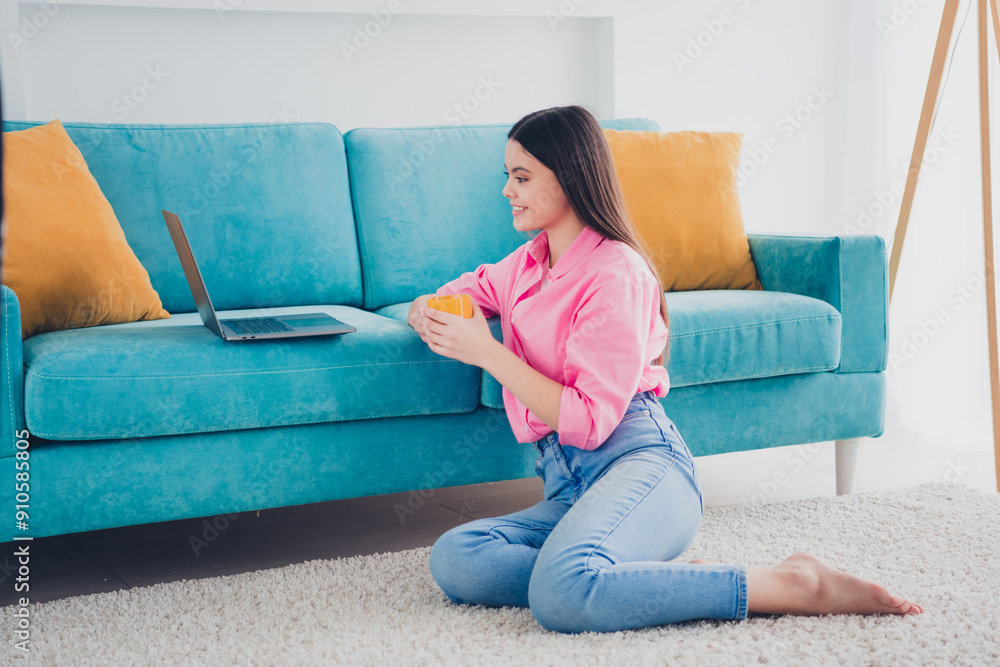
[[407, 294, 436, 344], [422, 300, 497, 368]]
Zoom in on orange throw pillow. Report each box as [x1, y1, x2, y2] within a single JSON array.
[[603, 129, 762, 292], [0, 119, 169, 339]]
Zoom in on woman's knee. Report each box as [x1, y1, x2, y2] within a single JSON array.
[[527, 559, 601, 634], [429, 522, 502, 605], [428, 526, 468, 595]]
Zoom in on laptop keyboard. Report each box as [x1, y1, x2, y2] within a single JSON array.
[[222, 317, 294, 334]]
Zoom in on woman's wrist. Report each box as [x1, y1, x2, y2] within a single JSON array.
[[481, 338, 509, 375]]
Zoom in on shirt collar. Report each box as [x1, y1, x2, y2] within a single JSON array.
[[527, 225, 606, 280]]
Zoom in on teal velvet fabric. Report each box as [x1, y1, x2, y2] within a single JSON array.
[[747, 234, 888, 374], [375, 301, 507, 408], [22, 305, 479, 441], [0, 405, 524, 542], [662, 290, 840, 386], [1, 286, 25, 458], [1, 121, 362, 313], [662, 371, 885, 457], [345, 118, 660, 311], [376, 290, 841, 407], [0, 370, 882, 542]]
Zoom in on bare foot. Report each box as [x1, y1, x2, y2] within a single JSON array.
[[748, 551, 924, 617], [689, 559, 709, 564]]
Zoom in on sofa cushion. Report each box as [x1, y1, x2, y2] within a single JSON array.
[[345, 118, 660, 311], [1, 121, 362, 313], [1, 119, 170, 339], [376, 290, 840, 408], [663, 290, 841, 387], [22, 307, 479, 441], [603, 129, 762, 292]]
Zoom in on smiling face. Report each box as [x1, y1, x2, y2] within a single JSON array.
[[502, 139, 577, 234]]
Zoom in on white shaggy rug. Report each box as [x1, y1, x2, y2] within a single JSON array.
[[2, 480, 998, 666]]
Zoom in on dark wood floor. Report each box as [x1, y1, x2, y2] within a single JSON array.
[[0, 477, 544, 607]]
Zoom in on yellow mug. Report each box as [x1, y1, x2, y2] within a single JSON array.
[[427, 294, 474, 319]]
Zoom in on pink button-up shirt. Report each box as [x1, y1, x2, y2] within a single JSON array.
[[436, 225, 670, 451]]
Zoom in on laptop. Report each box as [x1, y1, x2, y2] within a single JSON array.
[[162, 210, 356, 341]]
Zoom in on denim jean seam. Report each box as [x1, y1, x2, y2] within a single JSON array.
[[650, 409, 669, 444], [551, 445, 582, 502], [736, 564, 749, 620], [558, 440, 582, 479], [582, 450, 678, 574]]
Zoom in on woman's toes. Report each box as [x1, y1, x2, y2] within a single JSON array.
[[879, 587, 921, 614], [884, 590, 905, 606]]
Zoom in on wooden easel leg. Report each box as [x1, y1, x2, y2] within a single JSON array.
[[981, 0, 1000, 492], [888, 0, 999, 491], [889, 0, 962, 300]]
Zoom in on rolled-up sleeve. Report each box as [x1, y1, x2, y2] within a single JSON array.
[[435, 250, 518, 319], [558, 266, 658, 451]]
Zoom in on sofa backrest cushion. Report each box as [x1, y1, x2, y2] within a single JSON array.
[[344, 118, 660, 311], [2, 121, 362, 313]]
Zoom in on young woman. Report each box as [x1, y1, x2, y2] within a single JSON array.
[[407, 105, 923, 634]]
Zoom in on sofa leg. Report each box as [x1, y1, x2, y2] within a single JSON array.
[[835, 438, 864, 495]]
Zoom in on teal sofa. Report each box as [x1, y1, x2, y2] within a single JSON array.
[[0, 119, 887, 543]]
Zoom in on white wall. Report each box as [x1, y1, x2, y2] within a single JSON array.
[[5, 0, 867, 236], [13, 4, 612, 129], [611, 2, 877, 236]]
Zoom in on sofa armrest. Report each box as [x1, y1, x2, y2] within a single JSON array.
[[747, 233, 888, 374], [1, 285, 26, 457]]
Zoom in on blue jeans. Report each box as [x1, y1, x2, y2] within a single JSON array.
[[428, 390, 749, 633]]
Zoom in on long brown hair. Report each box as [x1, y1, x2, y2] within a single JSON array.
[[508, 105, 670, 368]]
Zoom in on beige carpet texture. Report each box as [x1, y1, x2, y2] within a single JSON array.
[[2, 480, 998, 666]]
